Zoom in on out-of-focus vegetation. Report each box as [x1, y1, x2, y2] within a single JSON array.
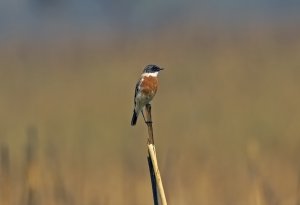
[[1, 1, 300, 205], [1, 27, 300, 204]]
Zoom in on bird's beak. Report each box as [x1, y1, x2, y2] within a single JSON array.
[[160, 68, 165, 71]]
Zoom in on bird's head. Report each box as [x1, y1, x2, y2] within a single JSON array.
[[142, 65, 164, 76]]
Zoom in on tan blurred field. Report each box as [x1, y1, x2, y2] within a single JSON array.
[[1, 26, 300, 205]]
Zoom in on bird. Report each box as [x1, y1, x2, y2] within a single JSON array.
[[131, 64, 164, 126]]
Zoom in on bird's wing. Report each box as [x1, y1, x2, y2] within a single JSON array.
[[134, 78, 141, 105]]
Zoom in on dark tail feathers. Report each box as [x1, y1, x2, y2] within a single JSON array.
[[131, 111, 138, 126]]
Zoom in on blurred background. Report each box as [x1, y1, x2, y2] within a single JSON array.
[[0, 1, 300, 205]]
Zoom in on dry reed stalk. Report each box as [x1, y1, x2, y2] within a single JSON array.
[[296, 172, 300, 205], [0, 143, 11, 205], [23, 126, 40, 205], [145, 104, 167, 205], [246, 141, 279, 205], [147, 154, 158, 205]]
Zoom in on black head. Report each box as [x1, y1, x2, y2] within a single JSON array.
[[143, 64, 164, 73]]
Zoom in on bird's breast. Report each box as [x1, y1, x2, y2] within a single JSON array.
[[140, 76, 158, 97]]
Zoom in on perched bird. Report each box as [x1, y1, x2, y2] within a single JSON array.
[[131, 64, 164, 126]]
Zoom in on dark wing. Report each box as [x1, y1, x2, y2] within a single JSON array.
[[133, 78, 141, 105]]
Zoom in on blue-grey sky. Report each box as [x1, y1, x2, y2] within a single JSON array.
[[0, 0, 299, 40]]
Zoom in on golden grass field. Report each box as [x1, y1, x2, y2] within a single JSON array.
[[0, 26, 300, 204]]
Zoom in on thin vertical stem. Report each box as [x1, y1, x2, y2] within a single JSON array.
[[0, 143, 11, 205], [145, 104, 168, 205], [145, 104, 154, 144], [147, 155, 159, 205]]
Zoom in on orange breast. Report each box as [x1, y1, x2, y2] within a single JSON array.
[[140, 76, 158, 97]]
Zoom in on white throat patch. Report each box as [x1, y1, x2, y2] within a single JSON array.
[[142, 72, 158, 77]]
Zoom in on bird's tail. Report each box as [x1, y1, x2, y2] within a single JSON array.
[[131, 110, 138, 126]]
